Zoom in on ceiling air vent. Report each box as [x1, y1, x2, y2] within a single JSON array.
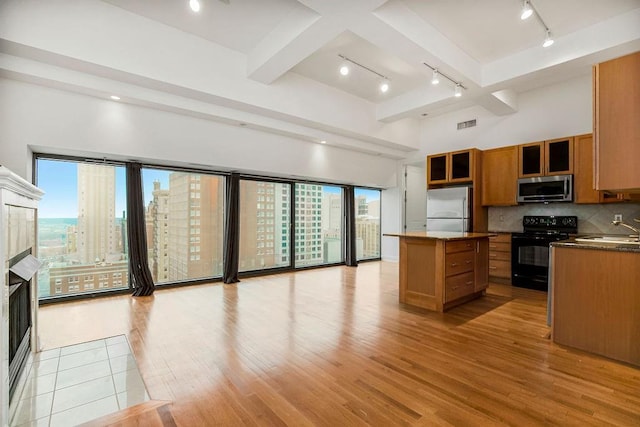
[[457, 119, 477, 130]]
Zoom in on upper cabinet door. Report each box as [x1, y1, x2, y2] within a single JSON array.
[[545, 137, 573, 175], [449, 149, 474, 183], [594, 51, 640, 192], [427, 153, 449, 186], [482, 146, 518, 206], [518, 142, 544, 177]]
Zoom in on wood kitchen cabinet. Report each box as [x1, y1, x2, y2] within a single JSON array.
[[481, 146, 518, 206], [593, 51, 640, 192], [488, 233, 511, 282], [574, 133, 640, 203], [427, 149, 477, 187], [389, 233, 491, 312], [518, 137, 573, 178]]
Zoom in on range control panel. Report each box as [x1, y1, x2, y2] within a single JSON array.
[[522, 215, 578, 233]]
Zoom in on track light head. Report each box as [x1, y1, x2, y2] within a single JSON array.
[[521, 0, 533, 20], [543, 31, 554, 47], [380, 80, 389, 93], [339, 64, 350, 76], [189, 0, 201, 12], [431, 69, 439, 85], [454, 84, 462, 98]]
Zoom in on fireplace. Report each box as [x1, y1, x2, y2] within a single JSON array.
[[1, 166, 44, 427], [8, 248, 40, 398]]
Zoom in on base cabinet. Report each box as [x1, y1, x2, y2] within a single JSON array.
[[488, 233, 511, 281], [551, 246, 640, 367], [399, 237, 488, 312]]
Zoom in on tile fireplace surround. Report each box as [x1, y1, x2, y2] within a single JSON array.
[[1, 166, 44, 427]]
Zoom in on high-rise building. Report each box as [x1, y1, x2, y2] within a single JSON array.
[[322, 192, 342, 263], [357, 195, 368, 216], [167, 173, 223, 281], [295, 184, 323, 266], [149, 181, 170, 282], [77, 164, 116, 264]]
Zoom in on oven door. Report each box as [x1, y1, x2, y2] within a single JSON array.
[[511, 234, 555, 291]]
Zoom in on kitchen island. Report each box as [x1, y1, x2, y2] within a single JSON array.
[[385, 232, 493, 312], [550, 239, 640, 367]]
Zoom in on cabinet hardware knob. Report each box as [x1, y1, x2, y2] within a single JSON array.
[[489, 266, 497, 270], [451, 263, 458, 267], [466, 281, 473, 285]]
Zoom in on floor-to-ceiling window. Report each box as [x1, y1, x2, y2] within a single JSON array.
[[294, 184, 344, 268], [36, 158, 129, 299], [354, 187, 381, 260], [141, 168, 224, 284], [239, 179, 291, 272]]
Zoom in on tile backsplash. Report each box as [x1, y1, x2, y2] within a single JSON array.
[[488, 203, 640, 234]]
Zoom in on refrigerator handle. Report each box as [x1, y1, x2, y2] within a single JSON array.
[[462, 197, 466, 232]]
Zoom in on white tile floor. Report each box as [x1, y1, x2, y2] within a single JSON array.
[[10, 335, 150, 427]]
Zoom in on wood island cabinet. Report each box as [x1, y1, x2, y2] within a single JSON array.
[[551, 245, 640, 367], [481, 146, 518, 206], [594, 51, 640, 192], [389, 233, 491, 312], [518, 137, 573, 178]]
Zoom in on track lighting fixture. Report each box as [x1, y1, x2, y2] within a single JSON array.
[[189, 0, 201, 12], [520, 0, 533, 20], [337, 54, 391, 94], [518, 0, 555, 48], [423, 63, 465, 98], [543, 30, 554, 47]]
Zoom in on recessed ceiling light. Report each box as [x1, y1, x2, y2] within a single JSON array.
[[189, 0, 201, 13], [320, 140, 327, 144], [110, 95, 120, 100], [339, 64, 349, 76]]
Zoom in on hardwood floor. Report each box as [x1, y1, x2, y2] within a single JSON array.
[[39, 261, 640, 426]]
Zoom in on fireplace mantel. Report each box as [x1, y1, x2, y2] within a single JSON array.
[[0, 166, 43, 427]]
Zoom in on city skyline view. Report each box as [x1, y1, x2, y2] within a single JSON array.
[[36, 158, 381, 299]]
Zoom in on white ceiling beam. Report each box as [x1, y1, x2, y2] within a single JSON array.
[[246, 5, 333, 84], [476, 89, 518, 116], [366, 1, 482, 86], [482, 8, 640, 87]]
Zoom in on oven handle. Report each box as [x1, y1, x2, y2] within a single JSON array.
[[512, 235, 556, 241]]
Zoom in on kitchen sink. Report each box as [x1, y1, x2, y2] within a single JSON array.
[[575, 235, 640, 245]]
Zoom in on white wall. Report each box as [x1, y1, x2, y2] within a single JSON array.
[[415, 74, 592, 159], [0, 78, 398, 188]]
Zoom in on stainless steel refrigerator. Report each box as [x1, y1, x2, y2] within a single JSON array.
[[426, 186, 472, 232]]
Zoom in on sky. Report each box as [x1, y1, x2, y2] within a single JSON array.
[[37, 159, 380, 218]]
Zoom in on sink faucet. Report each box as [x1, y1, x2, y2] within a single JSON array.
[[612, 219, 640, 239]]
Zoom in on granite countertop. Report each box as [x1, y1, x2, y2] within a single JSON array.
[[551, 238, 640, 253], [384, 231, 495, 241]]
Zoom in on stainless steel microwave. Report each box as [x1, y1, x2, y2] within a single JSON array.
[[517, 174, 573, 203]]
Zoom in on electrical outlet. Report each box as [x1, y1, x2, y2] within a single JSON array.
[[614, 214, 623, 222]]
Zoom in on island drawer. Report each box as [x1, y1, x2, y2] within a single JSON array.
[[445, 240, 475, 254], [445, 251, 474, 276], [445, 272, 475, 302]]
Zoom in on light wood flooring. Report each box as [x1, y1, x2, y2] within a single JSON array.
[[38, 261, 640, 426]]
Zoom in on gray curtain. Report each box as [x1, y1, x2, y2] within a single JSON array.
[[125, 163, 156, 296], [345, 185, 358, 267], [223, 173, 240, 283]]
